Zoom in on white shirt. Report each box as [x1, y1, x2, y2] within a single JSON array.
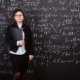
[[9, 24, 26, 55]]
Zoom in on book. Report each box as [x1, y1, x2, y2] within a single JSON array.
[[10, 27, 23, 41]]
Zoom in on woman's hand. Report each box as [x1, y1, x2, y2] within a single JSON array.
[[19, 40, 25, 46], [29, 55, 34, 61]]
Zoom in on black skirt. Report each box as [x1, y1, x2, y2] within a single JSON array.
[[9, 53, 29, 73]]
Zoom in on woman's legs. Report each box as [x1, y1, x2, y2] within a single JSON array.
[[12, 71, 26, 80]]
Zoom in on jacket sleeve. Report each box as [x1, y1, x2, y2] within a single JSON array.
[[27, 25, 34, 55], [5, 26, 18, 47]]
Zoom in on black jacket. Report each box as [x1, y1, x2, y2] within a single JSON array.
[[6, 22, 34, 55]]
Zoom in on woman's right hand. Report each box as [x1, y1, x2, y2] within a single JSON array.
[[19, 40, 25, 46]]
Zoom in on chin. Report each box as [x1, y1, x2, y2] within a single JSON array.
[[17, 20, 23, 22]]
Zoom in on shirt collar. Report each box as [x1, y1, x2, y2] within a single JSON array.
[[13, 22, 25, 29]]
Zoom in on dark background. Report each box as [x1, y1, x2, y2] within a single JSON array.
[[0, 0, 80, 80]]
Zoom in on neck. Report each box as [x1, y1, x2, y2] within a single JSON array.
[[16, 22, 23, 25]]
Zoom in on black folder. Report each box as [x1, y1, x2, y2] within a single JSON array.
[[10, 27, 23, 41]]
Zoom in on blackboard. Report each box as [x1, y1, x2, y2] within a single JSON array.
[[0, 0, 80, 80]]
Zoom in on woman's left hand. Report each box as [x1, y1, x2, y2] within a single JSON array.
[[29, 55, 34, 61]]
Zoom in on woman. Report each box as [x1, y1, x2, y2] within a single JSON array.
[[6, 8, 34, 80]]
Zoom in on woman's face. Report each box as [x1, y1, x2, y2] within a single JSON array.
[[14, 11, 24, 23]]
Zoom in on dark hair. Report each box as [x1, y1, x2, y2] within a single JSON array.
[[12, 8, 25, 21], [12, 8, 25, 17]]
